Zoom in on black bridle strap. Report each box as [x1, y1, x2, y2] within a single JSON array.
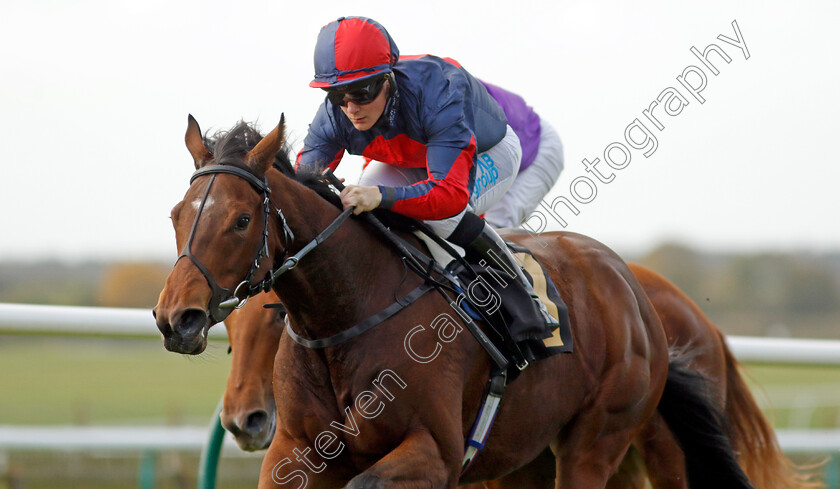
[[176, 173, 241, 323], [285, 282, 433, 349], [190, 164, 269, 192], [179, 164, 281, 323], [319, 169, 510, 370]]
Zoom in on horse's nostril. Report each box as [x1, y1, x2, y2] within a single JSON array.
[[176, 308, 208, 339], [243, 410, 269, 435], [221, 415, 241, 436], [155, 311, 172, 337]]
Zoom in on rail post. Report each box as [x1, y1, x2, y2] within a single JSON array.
[[138, 449, 156, 489], [197, 399, 225, 489]]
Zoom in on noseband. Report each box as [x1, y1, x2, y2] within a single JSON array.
[[177, 164, 293, 324]]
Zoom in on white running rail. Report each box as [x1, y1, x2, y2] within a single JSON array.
[[0, 302, 227, 339]]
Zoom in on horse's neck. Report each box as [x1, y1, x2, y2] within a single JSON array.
[[269, 175, 401, 339]]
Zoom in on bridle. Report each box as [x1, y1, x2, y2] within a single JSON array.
[[176, 163, 353, 324], [178, 163, 510, 376], [176, 164, 293, 324]]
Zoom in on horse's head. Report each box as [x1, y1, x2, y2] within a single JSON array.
[[153, 115, 287, 354], [221, 291, 284, 451]]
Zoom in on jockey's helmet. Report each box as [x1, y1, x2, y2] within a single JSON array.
[[310, 17, 400, 90]]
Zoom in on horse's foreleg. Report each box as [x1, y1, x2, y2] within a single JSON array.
[[258, 430, 351, 489], [345, 428, 455, 489]]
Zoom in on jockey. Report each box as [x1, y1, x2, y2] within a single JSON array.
[[296, 16, 560, 331]]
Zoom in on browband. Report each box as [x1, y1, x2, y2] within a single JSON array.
[[190, 165, 269, 193]]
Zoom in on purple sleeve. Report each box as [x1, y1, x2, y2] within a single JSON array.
[[479, 81, 542, 171]]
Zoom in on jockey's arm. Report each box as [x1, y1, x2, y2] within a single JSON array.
[[296, 103, 346, 173]]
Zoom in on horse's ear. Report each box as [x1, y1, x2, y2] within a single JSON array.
[[246, 114, 286, 176], [185, 114, 213, 169]]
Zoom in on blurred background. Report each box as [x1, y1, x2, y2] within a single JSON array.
[[1, 0, 838, 487]]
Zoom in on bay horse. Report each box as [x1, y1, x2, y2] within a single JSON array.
[[154, 117, 752, 489], [221, 289, 285, 451], [219, 265, 819, 489], [484, 262, 822, 489]]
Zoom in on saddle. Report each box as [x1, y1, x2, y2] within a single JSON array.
[[408, 226, 573, 475], [284, 169, 573, 375], [272, 170, 571, 475], [413, 229, 573, 369]]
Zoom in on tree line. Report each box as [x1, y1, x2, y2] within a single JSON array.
[[1, 244, 838, 337]]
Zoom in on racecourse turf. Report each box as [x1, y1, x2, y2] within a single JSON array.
[[1, 335, 838, 428]]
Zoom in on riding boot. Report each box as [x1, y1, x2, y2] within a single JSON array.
[[464, 223, 560, 329]]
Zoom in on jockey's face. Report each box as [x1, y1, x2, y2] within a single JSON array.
[[338, 79, 390, 131]]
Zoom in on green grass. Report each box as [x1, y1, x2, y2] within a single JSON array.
[[0, 336, 838, 488], [2, 451, 263, 489], [1, 335, 839, 429], [0, 336, 231, 425], [743, 364, 840, 387], [739, 363, 840, 429]]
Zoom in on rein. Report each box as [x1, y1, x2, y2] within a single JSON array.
[[266, 206, 355, 281], [176, 162, 369, 327], [180, 163, 440, 347], [180, 163, 509, 376], [181, 163, 511, 475], [284, 281, 434, 349]]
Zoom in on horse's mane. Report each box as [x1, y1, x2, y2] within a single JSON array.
[[205, 121, 266, 166], [205, 120, 415, 231], [203, 121, 342, 207]]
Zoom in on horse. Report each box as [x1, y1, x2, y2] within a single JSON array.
[[218, 264, 819, 489], [221, 289, 285, 451], [622, 265, 820, 489], [154, 117, 752, 489], [482, 262, 822, 489]]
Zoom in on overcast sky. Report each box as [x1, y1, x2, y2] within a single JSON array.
[[1, 0, 838, 262]]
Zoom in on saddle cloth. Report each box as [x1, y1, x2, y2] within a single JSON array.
[[509, 242, 573, 356]]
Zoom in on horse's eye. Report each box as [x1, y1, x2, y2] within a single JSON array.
[[234, 215, 251, 231]]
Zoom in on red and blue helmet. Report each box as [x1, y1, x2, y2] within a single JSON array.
[[310, 17, 400, 89]]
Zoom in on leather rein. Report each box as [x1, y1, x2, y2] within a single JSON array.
[[176, 164, 351, 324], [177, 165, 482, 361]]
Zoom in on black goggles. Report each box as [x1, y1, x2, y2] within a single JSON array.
[[325, 76, 388, 107]]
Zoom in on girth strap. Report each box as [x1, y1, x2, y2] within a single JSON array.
[[285, 281, 434, 349]]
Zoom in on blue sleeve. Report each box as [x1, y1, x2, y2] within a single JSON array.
[[422, 73, 474, 165], [296, 102, 346, 172], [384, 74, 475, 220]]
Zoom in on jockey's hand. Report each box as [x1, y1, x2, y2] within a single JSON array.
[[340, 185, 382, 215]]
